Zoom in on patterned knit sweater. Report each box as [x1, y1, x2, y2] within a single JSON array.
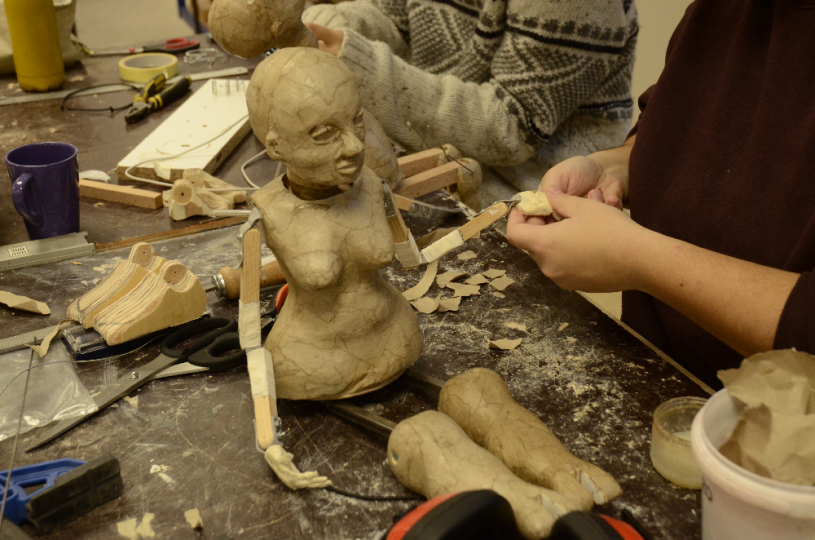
[[303, 0, 638, 200]]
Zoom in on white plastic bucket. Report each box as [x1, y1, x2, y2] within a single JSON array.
[[691, 389, 815, 540]]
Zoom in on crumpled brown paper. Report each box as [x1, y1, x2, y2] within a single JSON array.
[[717, 349, 815, 485]]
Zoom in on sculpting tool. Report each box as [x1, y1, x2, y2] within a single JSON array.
[[90, 37, 200, 56], [26, 317, 246, 451]]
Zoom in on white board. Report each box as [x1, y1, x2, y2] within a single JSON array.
[[117, 79, 251, 182]]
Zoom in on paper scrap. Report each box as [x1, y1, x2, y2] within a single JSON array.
[[465, 274, 489, 285], [184, 508, 204, 530], [457, 250, 477, 261], [135, 513, 156, 538], [411, 295, 441, 314], [504, 322, 527, 332], [403, 260, 439, 301], [436, 271, 467, 288], [437, 296, 461, 312], [557, 322, 569, 332], [490, 276, 514, 291], [718, 349, 815, 415], [123, 396, 139, 408], [0, 290, 50, 314], [483, 268, 506, 279], [117, 518, 139, 540], [489, 338, 523, 350], [446, 282, 481, 297]]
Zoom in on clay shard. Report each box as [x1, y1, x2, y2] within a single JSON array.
[[457, 250, 477, 261], [490, 276, 515, 291], [437, 296, 461, 313], [438, 369, 622, 509], [388, 410, 579, 539], [488, 338, 523, 350], [515, 190, 553, 216], [436, 270, 467, 288], [483, 268, 506, 279], [411, 295, 441, 314], [505, 322, 528, 332], [403, 260, 439, 301], [93, 261, 207, 345], [0, 291, 50, 315], [446, 282, 481, 297], [184, 508, 204, 530], [465, 274, 489, 285], [493, 292, 506, 299]]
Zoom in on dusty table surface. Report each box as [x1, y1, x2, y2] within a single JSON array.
[[0, 216, 707, 540], [0, 34, 273, 249]]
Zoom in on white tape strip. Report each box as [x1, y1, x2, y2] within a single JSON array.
[[394, 231, 422, 268], [421, 230, 464, 263], [247, 347, 276, 400], [239, 301, 261, 349]]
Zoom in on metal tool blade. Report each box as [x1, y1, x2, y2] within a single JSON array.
[[0, 322, 78, 355], [26, 353, 179, 452], [325, 402, 396, 440], [401, 369, 445, 405]]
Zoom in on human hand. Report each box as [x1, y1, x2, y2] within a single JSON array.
[[304, 23, 344, 56], [506, 186, 651, 292], [539, 156, 625, 212]]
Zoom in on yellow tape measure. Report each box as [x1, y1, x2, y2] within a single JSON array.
[[118, 53, 178, 83]]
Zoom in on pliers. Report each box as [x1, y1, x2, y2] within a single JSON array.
[[124, 74, 192, 124]]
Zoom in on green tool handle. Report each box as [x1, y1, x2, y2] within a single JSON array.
[[147, 76, 191, 110]]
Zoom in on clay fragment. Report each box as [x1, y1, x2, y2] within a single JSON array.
[[465, 274, 489, 285], [135, 513, 155, 538], [116, 518, 138, 540], [483, 268, 506, 279], [0, 290, 50, 314], [488, 338, 522, 350], [446, 282, 481, 297], [403, 260, 439, 301], [436, 270, 466, 288], [411, 295, 441, 314], [493, 292, 506, 299], [438, 369, 622, 510], [505, 322, 528, 332], [457, 250, 477, 260], [437, 296, 461, 312], [490, 276, 514, 291], [184, 508, 204, 530], [515, 190, 553, 216], [557, 323, 569, 332]]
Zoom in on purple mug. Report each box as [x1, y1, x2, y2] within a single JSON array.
[[5, 142, 80, 240]]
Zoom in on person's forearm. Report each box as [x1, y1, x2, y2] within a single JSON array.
[[586, 135, 635, 200], [632, 228, 800, 356]]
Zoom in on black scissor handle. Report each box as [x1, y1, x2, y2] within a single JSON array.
[[188, 333, 247, 372], [161, 317, 238, 359]]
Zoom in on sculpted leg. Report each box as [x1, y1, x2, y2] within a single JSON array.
[[388, 410, 580, 540], [438, 368, 622, 509]]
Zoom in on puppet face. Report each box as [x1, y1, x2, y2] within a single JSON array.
[[266, 73, 366, 191]]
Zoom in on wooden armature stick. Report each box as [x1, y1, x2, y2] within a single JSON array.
[[240, 228, 278, 448]]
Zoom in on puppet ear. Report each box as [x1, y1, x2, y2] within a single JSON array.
[[264, 131, 282, 161]]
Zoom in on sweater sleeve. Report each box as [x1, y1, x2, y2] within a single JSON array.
[[329, 26, 636, 167], [302, 1, 410, 60], [774, 272, 815, 354]]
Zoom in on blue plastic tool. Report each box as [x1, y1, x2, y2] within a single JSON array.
[[0, 459, 85, 524]]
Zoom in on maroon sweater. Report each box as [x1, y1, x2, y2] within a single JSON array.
[[624, 0, 815, 389]]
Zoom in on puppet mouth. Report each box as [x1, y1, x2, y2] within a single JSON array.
[[335, 156, 363, 175]]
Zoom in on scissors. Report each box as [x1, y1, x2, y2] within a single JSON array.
[[26, 317, 246, 452], [91, 38, 200, 56]]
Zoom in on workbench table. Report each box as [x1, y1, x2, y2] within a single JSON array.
[[0, 219, 708, 539]]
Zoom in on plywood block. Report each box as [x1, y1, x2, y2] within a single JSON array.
[[395, 161, 460, 199], [117, 79, 251, 182], [397, 148, 445, 178], [79, 180, 163, 209]]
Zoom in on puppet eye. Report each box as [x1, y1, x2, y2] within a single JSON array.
[[311, 125, 338, 143]]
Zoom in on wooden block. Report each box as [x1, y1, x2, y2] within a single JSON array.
[[397, 148, 445, 178], [240, 229, 261, 305], [460, 202, 509, 241], [219, 259, 286, 300], [395, 161, 460, 199], [117, 79, 251, 182], [79, 180, 162, 209], [392, 194, 414, 212]]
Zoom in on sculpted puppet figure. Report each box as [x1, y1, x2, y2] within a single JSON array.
[[247, 48, 423, 401]]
